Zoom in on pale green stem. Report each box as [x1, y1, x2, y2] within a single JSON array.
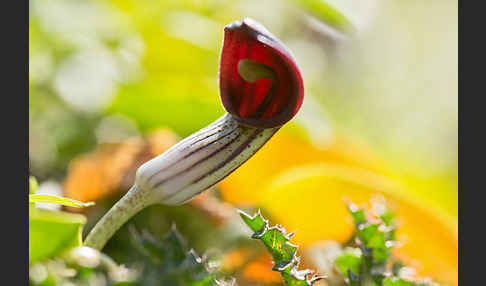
[[83, 185, 150, 250]]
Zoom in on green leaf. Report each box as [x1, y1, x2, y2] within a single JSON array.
[[367, 231, 389, 263], [129, 225, 220, 286], [380, 209, 395, 226], [340, 200, 397, 284], [350, 209, 367, 226], [383, 277, 426, 286], [29, 176, 39, 194], [29, 194, 95, 208], [337, 200, 440, 285], [350, 202, 395, 266], [238, 209, 268, 233], [238, 210, 296, 267], [239, 209, 323, 286], [29, 205, 86, 264], [359, 223, 379, 245], [335, 253, 362, 276]]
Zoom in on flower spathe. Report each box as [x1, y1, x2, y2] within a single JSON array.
[[84, 18, 305, 250], [219, 18, 304, 128]]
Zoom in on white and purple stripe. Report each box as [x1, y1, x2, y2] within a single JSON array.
[[135, 113, 279, 205]]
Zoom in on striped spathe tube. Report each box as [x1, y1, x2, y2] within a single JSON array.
[[135, 113, 278, 206]]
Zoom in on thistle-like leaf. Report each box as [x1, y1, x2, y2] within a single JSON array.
[[336, 199, 440, 286], [238, 209, 324, 286], [129, 225, 221, 286]]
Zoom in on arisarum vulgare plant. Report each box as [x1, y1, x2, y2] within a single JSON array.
[[84, 18, 305, 250]]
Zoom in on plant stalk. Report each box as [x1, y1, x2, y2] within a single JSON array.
[[83, 185, 150, 250]]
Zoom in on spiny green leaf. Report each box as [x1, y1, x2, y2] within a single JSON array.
[[29, 194, 95, 208], [348, 202, 367, 226], [238, 209, 323, 286], [359, 223, 379, 245], [380, 209, 395, 226], [262, 227, 298, 266], [337, 200, 396, 284], [238, 209, 267, 233], [336, 199, 440, 285], [348, 201, 396, 266], [335, 252, 362, 276], [129, 225, 221, 286], [367, 231, 389, 263], [239, 210, 296, 267]]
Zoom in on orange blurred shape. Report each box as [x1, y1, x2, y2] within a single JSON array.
[[221, 247, 281, 284], [219, 130, 457, 286], [242, 253, 282, 284], [221, 247, 248, 271], [63, 129, 179, 203]]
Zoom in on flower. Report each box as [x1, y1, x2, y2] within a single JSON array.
[[219, 18, 304, 128], [84, 18, 305, 250]]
